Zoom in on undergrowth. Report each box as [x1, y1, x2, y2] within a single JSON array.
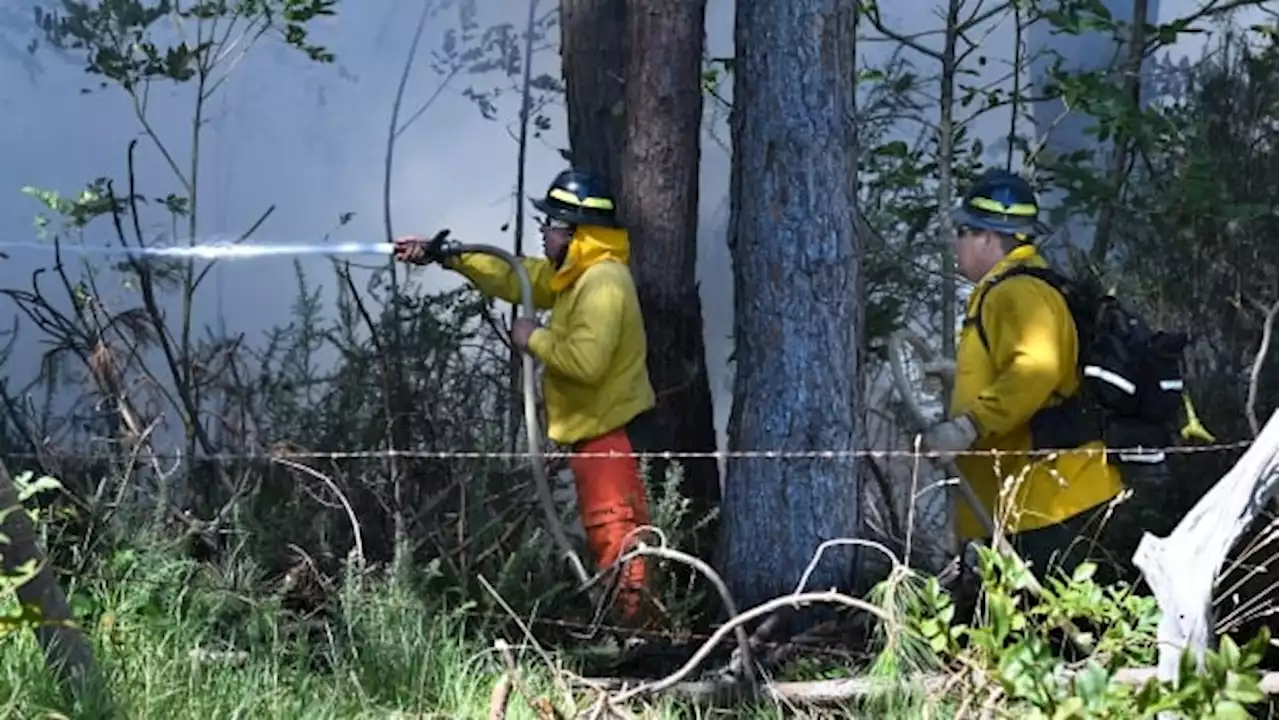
[[0, 473, 1274, 718], [0, 541, 940, 720], [880, 547, 1276, 719]]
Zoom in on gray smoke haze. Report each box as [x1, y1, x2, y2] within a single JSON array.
[[0, 0, 1259, 455]]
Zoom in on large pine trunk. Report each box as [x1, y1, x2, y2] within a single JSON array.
[[559, 0, 722, 553], [619, 3, 722, 555], [721, 0, 862, 610], [558, 0, 627, 185]]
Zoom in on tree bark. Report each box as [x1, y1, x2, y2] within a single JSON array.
[[722, 0, 862, 610], [558, 0, 627, 187], [0, 459, 97, 694], [619, 4, 721, 555]]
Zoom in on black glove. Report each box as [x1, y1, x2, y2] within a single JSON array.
[[392, 229, 454, 265]]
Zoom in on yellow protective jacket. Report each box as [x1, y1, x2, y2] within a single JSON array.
[[951, 244, 1124, 540], [445, 225, 656, 446]]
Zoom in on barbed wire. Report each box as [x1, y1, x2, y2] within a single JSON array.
[[0, 439, 1255, 462]]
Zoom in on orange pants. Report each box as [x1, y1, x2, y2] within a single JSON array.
[[570, 424, 652, 622]]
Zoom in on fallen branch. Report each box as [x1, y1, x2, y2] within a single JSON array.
[[576, 668, 1280, 707], [487, 672, 512, 720], [269, 456, 364, 564], [478, 575, 578, 715], [613, 541, 755, 682], [606, 590, 892, 706], [495, 638, 565, 720], [727, 537, 910, 676]]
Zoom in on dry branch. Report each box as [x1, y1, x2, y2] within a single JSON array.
[[269, 456, 364, 564], [604, 532, 907, 709], [613, 541, 754, 681], [487, 672, 512, 720], [607, 590, 891, 706], [576, 668, 1280, 707], [479, 576, 578, 715], [1247, 301, 1278, 437], [495, 638, 565, 720]]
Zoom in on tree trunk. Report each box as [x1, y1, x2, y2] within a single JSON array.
[[0, 459, 97, 694], [619, 4, 722, 555], [558, 0, 627, 187], [721, 0, 862, 610]]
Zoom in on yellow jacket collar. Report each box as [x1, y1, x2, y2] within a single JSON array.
[[551, 225, 631, 292], [968, 244, 1046, 311]]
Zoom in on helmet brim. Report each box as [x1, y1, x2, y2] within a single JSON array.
[[950, 207, 1050, 237], [530, 196, 556, 218], [529, 196, 621, 228]]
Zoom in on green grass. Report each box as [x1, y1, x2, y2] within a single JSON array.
[[0, 551, 948, 719], [0, 588, 515, 718]]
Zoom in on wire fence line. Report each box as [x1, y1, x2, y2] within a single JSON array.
[[0, 440, 1255, 463]]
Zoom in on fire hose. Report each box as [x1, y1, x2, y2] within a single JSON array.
[[886, 331, 1005, 544], [438, 243, 594, 593], [887, 330, 1092, 651]]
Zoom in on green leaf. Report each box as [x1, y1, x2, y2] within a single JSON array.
[[1222, 672, 1264, 705], [1074, 660, 1109, 709], [1212, 700, 1249, 720], [1052, 696, 1084, 720], [12, 471, 62, 503], [1240, 627, 1271, 668], [1071, 562, 1097, 584]]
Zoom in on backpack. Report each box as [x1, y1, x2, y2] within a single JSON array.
[[972, 265, 1189, 463]]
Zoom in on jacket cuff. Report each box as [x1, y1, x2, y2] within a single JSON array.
[[526, 327, 553, 360]]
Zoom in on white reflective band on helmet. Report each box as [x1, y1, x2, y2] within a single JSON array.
[[1083, 365, 1137, 395], [1118, 451, 1167, 464], [1159, 379, 1184, 391]]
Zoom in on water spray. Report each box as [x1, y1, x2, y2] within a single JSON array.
[[0, 240, 396, 261]]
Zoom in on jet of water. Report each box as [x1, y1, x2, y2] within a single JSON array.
[[0, 241, 396, 260]]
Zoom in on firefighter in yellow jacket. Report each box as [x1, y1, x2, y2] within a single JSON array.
[[392, 169, 657, 623], [920, 169, 1125, 579]]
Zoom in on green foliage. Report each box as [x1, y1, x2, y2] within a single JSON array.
[[637, 460, 720, 633], [0, 472, 64, 638], [34, 0, 335, 89], [1034, 3, 1276, 267], [900, 548, 1273, 719], [21, 180, 122, 231], [1040, 17, 1278, 529]]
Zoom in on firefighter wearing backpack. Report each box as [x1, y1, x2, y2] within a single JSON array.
[[920, 169, 1125, 578], [391, 169, 658, 625]]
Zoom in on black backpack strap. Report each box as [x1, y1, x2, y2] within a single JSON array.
[[969, 265, 1104, 451], [970, 265, 1068, 352]]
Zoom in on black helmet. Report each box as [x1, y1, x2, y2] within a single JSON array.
[[531, 169, 620, 228], [951, 169, 1050, 237]]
